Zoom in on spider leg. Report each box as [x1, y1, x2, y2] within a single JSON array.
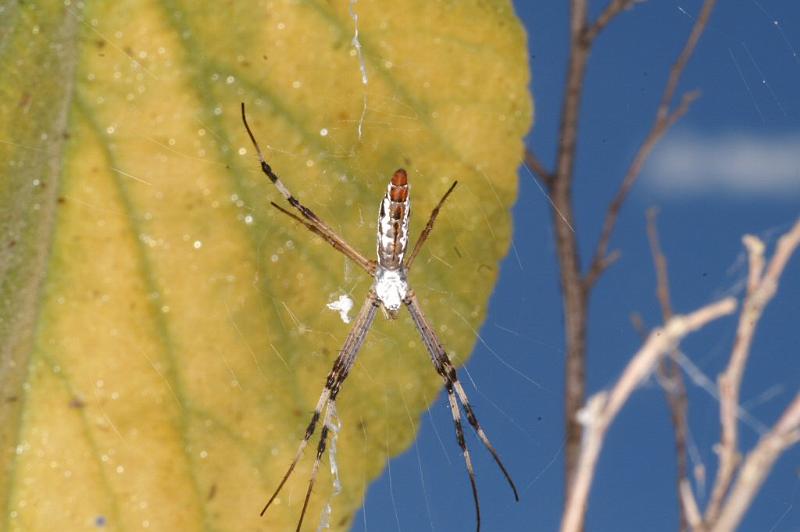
[[405, 181, 458, 270], [269, 201, 378, 272], [451, 379, 520, 501], [446, 381, 482, 532], [296, 408, 332, 532], [241, 103, 375, 275], [260, 389, 330, 516], [404, 291, 519, 514], [261, 291, 380, 529]]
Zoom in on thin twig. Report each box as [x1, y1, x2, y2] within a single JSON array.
[[646, 208, 694, 532], [710, 394, 800, 532], [552, 10, 590, 494], [554, 0, 629, 497], [646, 208, 674, 319], [584, 0, 718, 288], [583, 88, 699, 289], [524, 148, 554, 186], [543, 0, 718, 511], [680, 479, 704, 530], [561, 298, 737, 532], [585, 0, 638, 43], [705, 218, 800, 524]]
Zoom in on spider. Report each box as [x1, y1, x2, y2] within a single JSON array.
[[241, 103, 519, 532]]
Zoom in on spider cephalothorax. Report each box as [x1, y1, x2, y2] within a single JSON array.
[[241, 103, 518, 532]]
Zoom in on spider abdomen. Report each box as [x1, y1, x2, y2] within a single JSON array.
[[376, 168, 411, 270]]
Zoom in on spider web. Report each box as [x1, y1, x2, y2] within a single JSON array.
[[342, 2, 800, 531], [2, 0, 798, 530]]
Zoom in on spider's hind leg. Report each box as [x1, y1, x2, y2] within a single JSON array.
[[404, 290, 519, 531], [451, 379, 520, 501], [260, 389, 331, 517], [445, 382, 482, 531], [295, 405, 334, 532]]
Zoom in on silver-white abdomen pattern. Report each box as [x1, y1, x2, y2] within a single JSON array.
[[376, 169, 410, 270]]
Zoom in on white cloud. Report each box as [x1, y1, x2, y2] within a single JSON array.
[[644, 131, 800, 198]]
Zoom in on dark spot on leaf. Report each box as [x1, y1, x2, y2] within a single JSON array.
[[5, 396, 18, 403], [8, 240, 16, 248], [207, 483, 217, 501], [69, 397, 86, 409]]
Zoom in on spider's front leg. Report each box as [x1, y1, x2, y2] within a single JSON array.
[[241, 103, 375, 275]]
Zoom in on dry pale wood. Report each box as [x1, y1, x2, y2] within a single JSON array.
[[680, 479, 704, 530], [560, 298, 737, 532], [530, 2, 719, 508], [711, 394, 800, 532], [706, 218, 800, 524]]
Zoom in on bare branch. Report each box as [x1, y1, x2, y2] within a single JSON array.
[[560, 298, 738, 532], [743, 235, 765, 295], [680, 479, 704, 531], [552, 14, 590, 491], [583, 88, 700, 289], [711, 394, 800, 532], [524, 148, 554, 187], [585, 0, 639, 43], [657, 0, 718, 124], [705, 218, 800, 523], [646, 208, 674, 319], [570, 0, 589, 37], [646, 208, 693, 531], [546, 0, 718, 510], [584, 0, 718, 287]]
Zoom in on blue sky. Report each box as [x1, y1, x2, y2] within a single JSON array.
[[354, 2, 800, 531]]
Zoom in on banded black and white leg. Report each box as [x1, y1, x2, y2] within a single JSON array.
[[405, 291, 519, 532], [260, 292, 380, 531], [241, 103, 375, 275], [242, 102, 515, 529]]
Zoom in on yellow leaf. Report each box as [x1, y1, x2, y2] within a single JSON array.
[[0, 0, 532, 530]]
